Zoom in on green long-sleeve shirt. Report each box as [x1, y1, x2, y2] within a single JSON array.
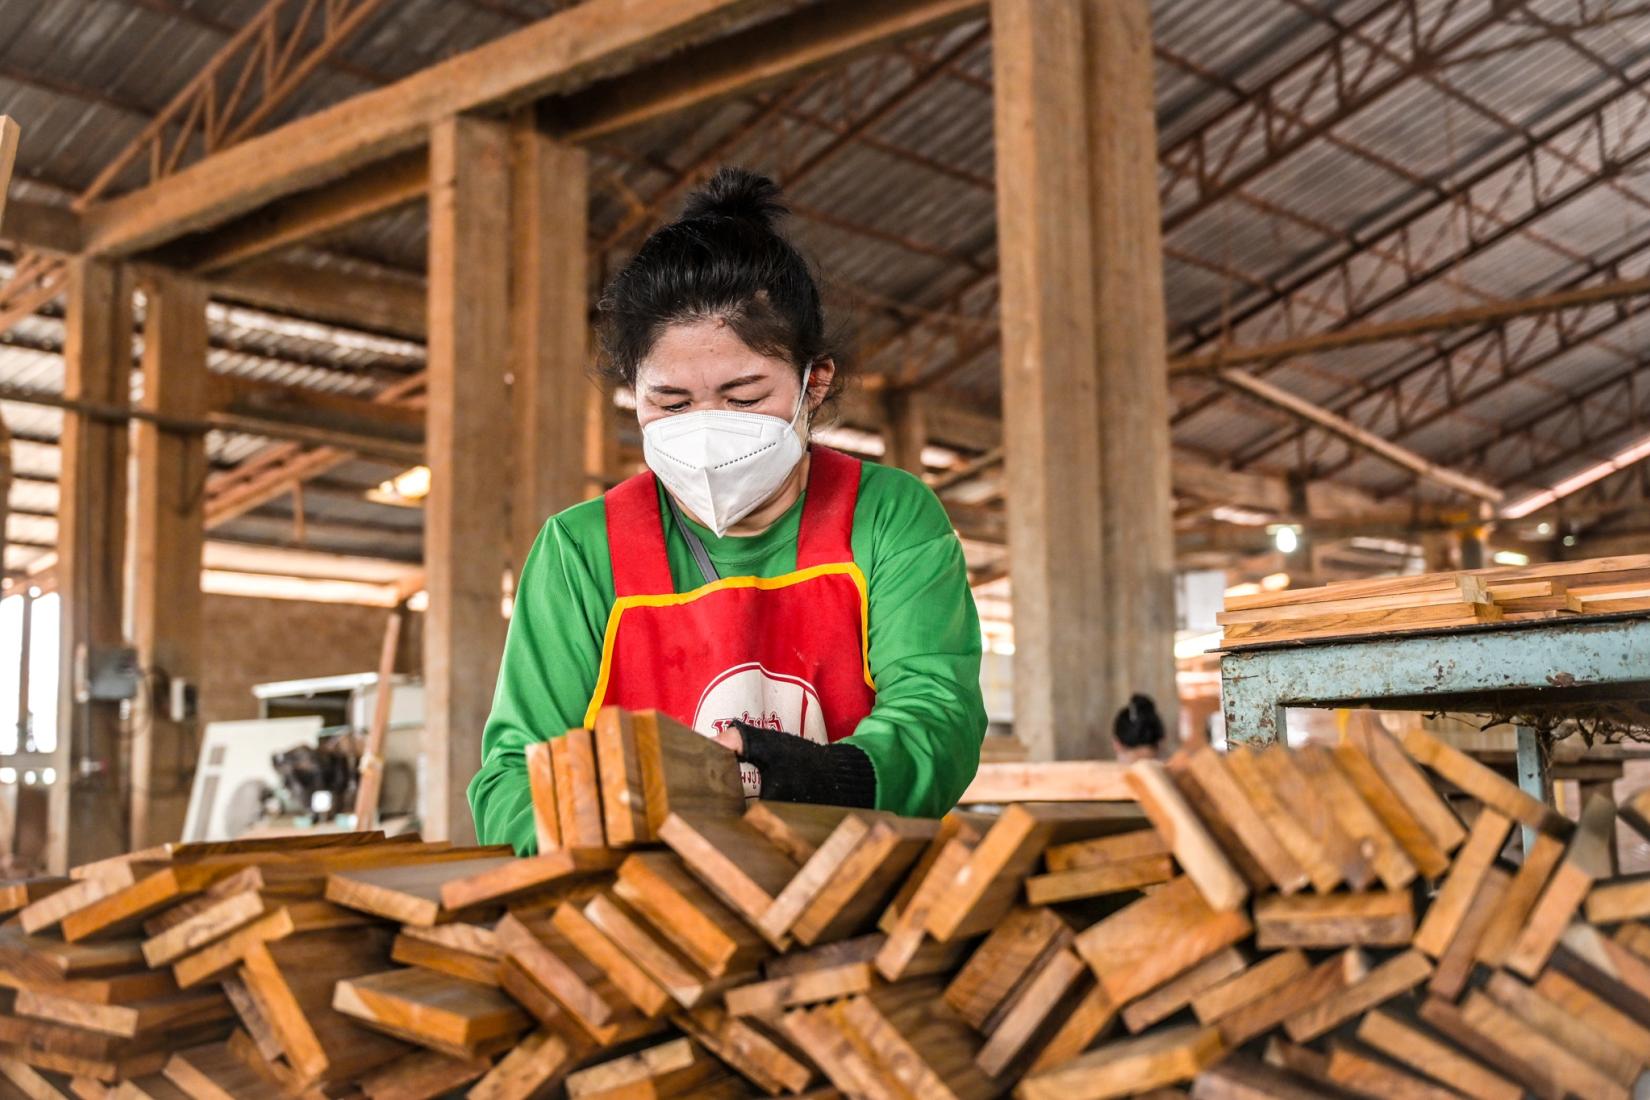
[[469, 457, 986, 853]]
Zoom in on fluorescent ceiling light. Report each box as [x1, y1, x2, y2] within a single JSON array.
[[1492, 550, 1530, 567], [1501, 431, 1650, 519]]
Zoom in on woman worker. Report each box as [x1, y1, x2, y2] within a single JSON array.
[[469, 168, 988, 852]]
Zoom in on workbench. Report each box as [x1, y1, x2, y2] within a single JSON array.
[[1220, 611, 1650, 849]]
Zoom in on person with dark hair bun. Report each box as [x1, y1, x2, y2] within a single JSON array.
[[1113, 694, 1166, 763], [470, 168, 988, 852]]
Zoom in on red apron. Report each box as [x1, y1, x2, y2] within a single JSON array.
[[583, 447, 878, 793]]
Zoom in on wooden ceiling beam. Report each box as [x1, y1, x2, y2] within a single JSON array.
[[550, 0, 984, 141], [78, 0, 805, 256]]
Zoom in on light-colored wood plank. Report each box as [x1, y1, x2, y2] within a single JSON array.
[[1253, 890, 1414, 949], [1356, 1010, 1521, 1100], [1401, 726, 1569, 834], [1281, 948, 1432, 1043], [1507, 793, 1617, 977], [1121, 947, 1245, 1034], [1125, 760, 1247, 911], [1015, 1025, 1224, 1100], [957, 762, 1131, 803], [1412, 808, 1511, 958], [1073, 876, 1253, 1008]]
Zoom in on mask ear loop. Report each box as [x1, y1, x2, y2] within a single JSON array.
[[791, 365, 814, 431]]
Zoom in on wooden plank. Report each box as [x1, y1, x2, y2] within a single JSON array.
[[160, 1043, 286, 1100], [1507, 793, 1617, 977], [1355, 1010, 1521, 1100], [1187, 1056, 1325, 1100], [0, 117, 18, 229], [1025, 854, 1174, 905], [1323, 1042, 1461, 1100], [630, 711, 745, 836], [1043, 829, 1166, 872], [141, 893, 269, 968], [62, 864, 239, 943], [744, 803, 861, 865], [673, 1004, 814, 1095], [612, 852, 768, 978], [975, 947, 1092, 1079], [398, 922, 499, 960], [1191, 950, 1309, 1025], [1550, 922, 1650, 1029], [1459, 989, 1628, 1100], [390, 933, 498, 988], [1417, 996, 1561, 1100], [835, 983, 996, 1100], [927, 803, 1144, 941], [1216, 949, 1368, 1047], [1174, 749, 1306, 893], [791, 818, 936, 947], [332, 968, 528, 1060], [1125, 761, 1247, 911], [549, 902, 670, 1018], [1483, 971, 1641, 1089], [1534, 968, 1650, 1064], [1121, 947, 1245, 1034], [524, 742, 560, 855], [592, 709, 649, 847], [563, 1037, 720, 1098], [1428, 866, 1509, 999], [1028, 984, 1119, 1074], [658, 812, 800, 934], [324, 856, 514, 926], [1293, 743, 1415, 889], [1411, 807, 1511, 958], [1225, 572, 1481, 612], [1401, 726, 1569, 834], [956, 762, 1131, 803], [1016, 1025, 1224, 1100], [1221, 748, 1341, 893], [551, 728, 607, 850], [20, 868, 150, 937], [239, 927, 410, 1085], [1256, 746, 1372, 889], [0, 880, 69, 918], [1331, 738, 1452, 880], [945, 906, 1071, 1031], [466, 1028, 582, 1100], [171, 902, 369, 989], [1253, 889, 1414, 949], [1281, 948, 1431, 1043], [1218, 578, 1489, 622], [874, 836, 974, 982], [14, 987, 232, 1040], [1476, 831, 1565, 967], [759, 814, 876, 943], [1223, 600, 1500, 645], [725, 962, 878, 1017], [494, 914, 652, 1047], [356, 1049, 491, 1100], [0, 927, 145, 980], [580, 892, 724, 1011], [436, 847, 622, 911], [1344, 723, 1467, 854], [1073, 876, 1253, 1008]]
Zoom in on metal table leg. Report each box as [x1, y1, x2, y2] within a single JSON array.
[[1515, 725, 1551, 854]]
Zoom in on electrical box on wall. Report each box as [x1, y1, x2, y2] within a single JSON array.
[[168, 678, 198, 723], [74, 644, 140, 704]]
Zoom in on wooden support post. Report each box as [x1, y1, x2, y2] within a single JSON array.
[[424, 115, 512, 844], [0, 412, 9, 586], [130, 270, 209, 848], [50, 258, 131, 873], [1090, 0, 1177, 731], [509, 114, 590, 570], [882, 388, 927, 475], [586, 383, 620, 497], [991, 0, 1176, 758]]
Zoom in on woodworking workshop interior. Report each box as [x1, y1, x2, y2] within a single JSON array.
[[1, 0, 1649, 1096]]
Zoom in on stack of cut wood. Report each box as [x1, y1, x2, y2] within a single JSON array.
[[7, 708, 1650, 1097], [1220, 552, 1650, 646]]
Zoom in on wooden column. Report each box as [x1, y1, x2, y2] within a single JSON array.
[[0, 413, 10, 584], [1089, 0, 1178, 735], [130, 271, 209, 847], [585, 383, 619, 498], [882, 388, 927, 475], [992, 0, 1177, 759], [50, 258, 131, 872], [991, 0, 1108, 762], [424, 115, 512, 844], [509, 115, 589, 569]]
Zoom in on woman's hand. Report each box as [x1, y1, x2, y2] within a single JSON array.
[[711, 727, 744, 755]]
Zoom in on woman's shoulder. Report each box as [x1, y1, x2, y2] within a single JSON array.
[[853, 459, 955, 545]]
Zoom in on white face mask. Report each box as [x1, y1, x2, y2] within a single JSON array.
[[641, 369, 812, 537]]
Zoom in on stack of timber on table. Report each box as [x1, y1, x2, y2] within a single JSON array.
[[1219, 553, 1650, 646], [11, 710, 1650, 1096]]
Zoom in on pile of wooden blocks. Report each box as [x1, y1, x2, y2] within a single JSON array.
[[4, 707, 1650, 1097], [1219, 552, 1650, 646]]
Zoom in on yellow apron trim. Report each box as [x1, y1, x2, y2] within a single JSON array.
[[583, 561, 874, 729]]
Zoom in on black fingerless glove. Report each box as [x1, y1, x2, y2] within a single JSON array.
[[731, 721, 877, 808]]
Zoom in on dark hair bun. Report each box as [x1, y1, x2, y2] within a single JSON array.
[[681, 167, 787, 227], [1114, 693, 1165, 748]]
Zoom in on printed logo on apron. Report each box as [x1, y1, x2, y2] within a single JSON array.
[[694, 662, 830, 795]]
